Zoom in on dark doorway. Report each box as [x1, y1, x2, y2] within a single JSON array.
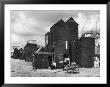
[[64, 54, 68, 58], [48, 56, 52, 67]]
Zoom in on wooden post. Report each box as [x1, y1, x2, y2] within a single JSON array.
[[66, 41, 67, 50]]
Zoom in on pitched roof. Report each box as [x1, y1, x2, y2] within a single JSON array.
[[55, 19, 65, 25], [66, 17, 78, 25]]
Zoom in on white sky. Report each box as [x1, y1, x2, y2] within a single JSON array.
[[11, 10, 100, 46]]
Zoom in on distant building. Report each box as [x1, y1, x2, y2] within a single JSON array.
[[24, 40, 38, 62]]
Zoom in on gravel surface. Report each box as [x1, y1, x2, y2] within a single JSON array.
[[11, 58, 100, 77]]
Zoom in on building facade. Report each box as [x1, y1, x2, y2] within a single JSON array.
[[45, 17, 95, 68], [32, 17, 95, 69], [45, 17, 79, 68]]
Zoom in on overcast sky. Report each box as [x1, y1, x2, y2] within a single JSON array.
[[11, 10, 100, 46]]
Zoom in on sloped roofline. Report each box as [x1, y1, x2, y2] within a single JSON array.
[[65, 17, 79, 25]]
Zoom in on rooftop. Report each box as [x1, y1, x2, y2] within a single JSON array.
[[66, 17, 78, 25], [27, 40, 37, 44]]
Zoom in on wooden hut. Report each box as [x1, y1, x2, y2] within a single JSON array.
[[24, 40, 38, 62], [78, 37, 95, 68], [32, 52, 53, 69]]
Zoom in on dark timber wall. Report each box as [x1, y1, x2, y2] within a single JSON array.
[[45, 17, 79, 68], [65, 17, 78, 40], [54, 40, 66, 68], [32, 52, 53, 69], [50, 19, 66, 68], [24, 43, 38, 62], [32, 54, 49, 69], [79, 37, 95, 68], [69, 40, 76, 63]]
